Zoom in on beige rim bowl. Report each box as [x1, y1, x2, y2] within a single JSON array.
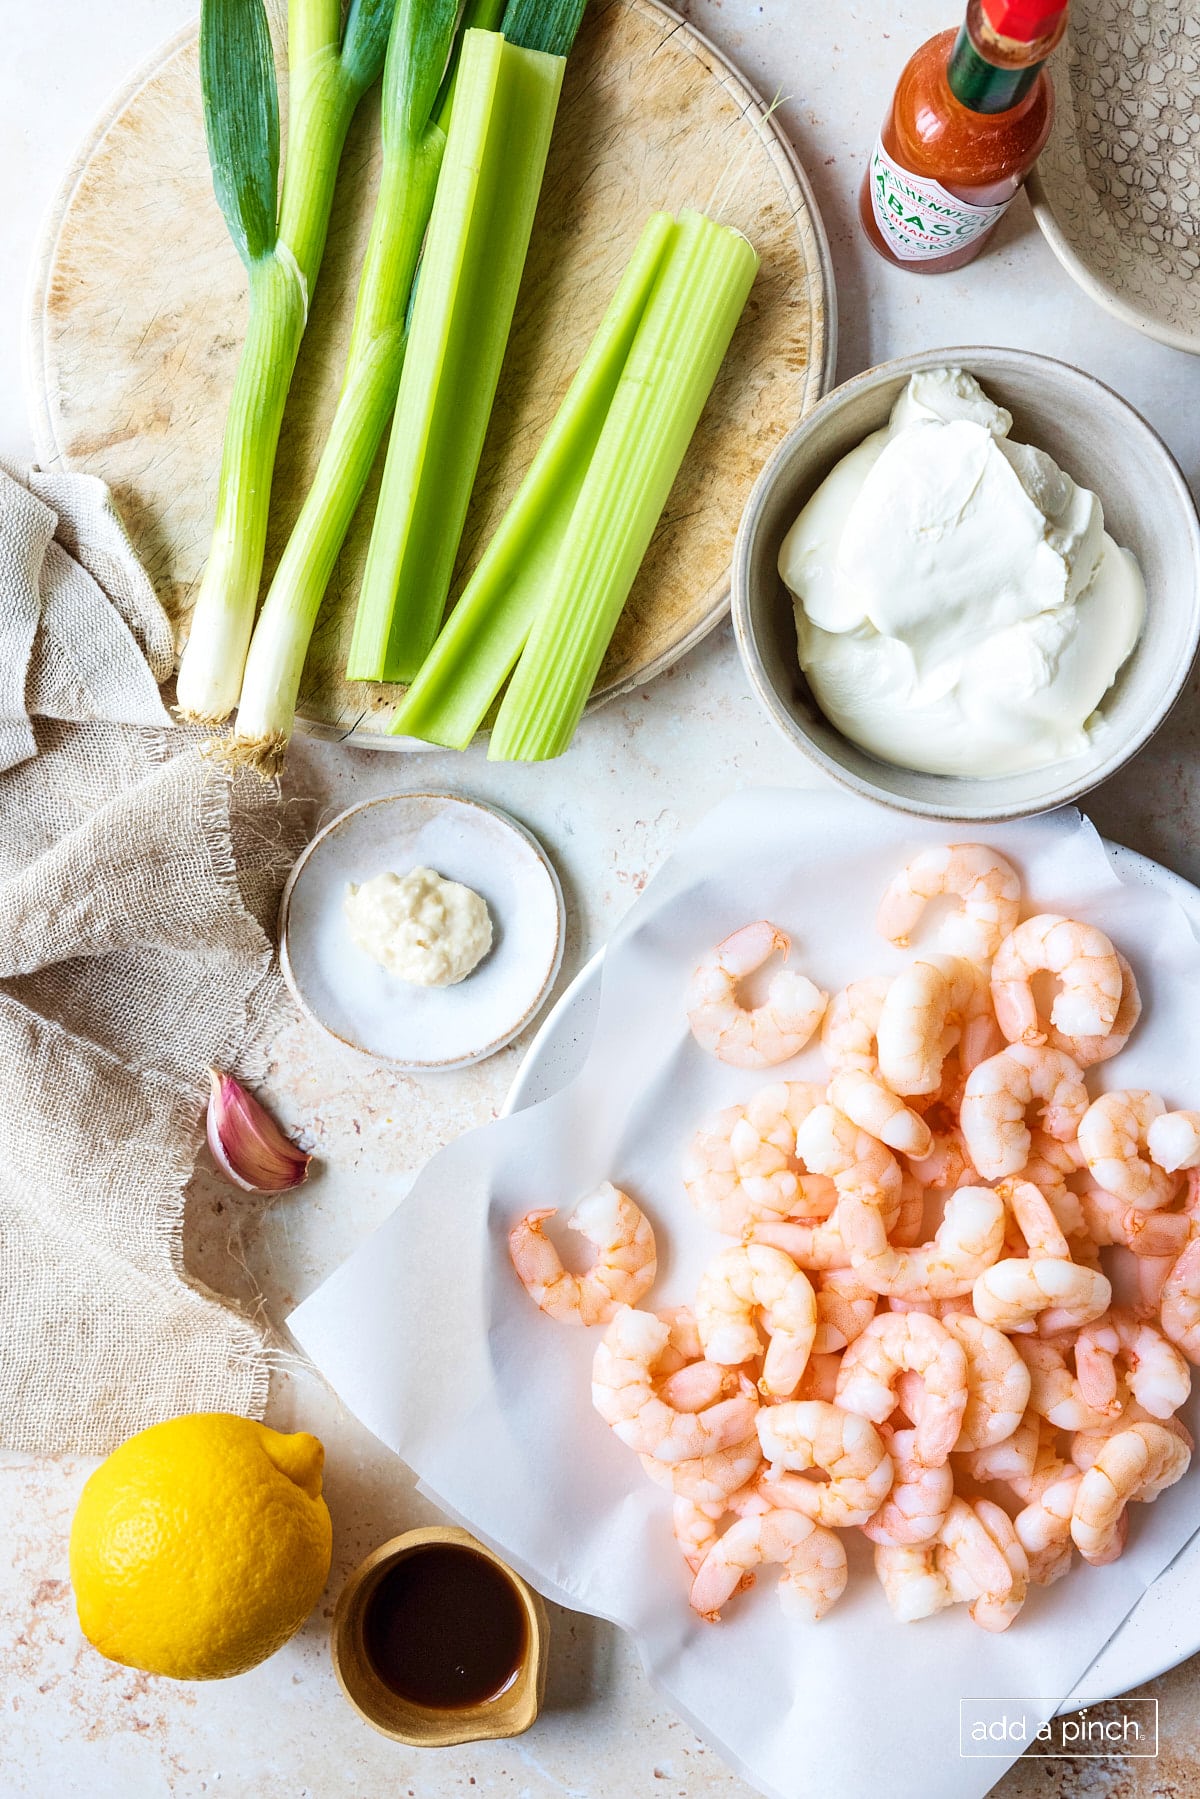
[[330, 1526, 549, 1748], [731, 346, 1200, 822]]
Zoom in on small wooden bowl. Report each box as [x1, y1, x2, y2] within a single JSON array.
[[330, 1526, 549, 1747]]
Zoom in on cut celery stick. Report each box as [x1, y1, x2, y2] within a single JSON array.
[[346, 30, 566, 683], [390, 213, 677, 748], [488, 210, 758, 761]]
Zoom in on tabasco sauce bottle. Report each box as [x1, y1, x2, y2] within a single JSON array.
[[861, 0, 1068, 272]]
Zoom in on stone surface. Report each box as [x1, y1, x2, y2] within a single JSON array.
[[3, 1, 1200, 1795]]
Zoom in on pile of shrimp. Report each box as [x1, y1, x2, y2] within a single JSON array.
[[508, 845, 1198, 1634]]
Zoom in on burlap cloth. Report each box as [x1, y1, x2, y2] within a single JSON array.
[[0, 462, 295, 1454]]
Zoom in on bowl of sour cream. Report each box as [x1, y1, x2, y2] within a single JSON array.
[[732, 348, 1200, 820]]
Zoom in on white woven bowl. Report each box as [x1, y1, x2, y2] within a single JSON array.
[[1028, 0, 1200, 353], [731, 346, 1200, 822]]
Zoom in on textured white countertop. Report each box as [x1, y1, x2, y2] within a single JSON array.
[[4, 4, 1200, 1797]]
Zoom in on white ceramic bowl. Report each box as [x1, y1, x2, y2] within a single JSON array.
[[731, 346, 1200, 822], [279, 794, 565, 1069]]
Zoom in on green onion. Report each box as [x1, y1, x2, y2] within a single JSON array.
[[176, 0, 396, 725], [487, 210, 758, 761], [390, 212, 678, 748], [346, 0, 588, 684], [226, 0, 465, 771]]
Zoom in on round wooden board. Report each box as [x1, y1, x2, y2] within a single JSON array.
[[30, 0, 834, 747]]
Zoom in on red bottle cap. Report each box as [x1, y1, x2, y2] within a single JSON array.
[[980, 0, 1067, 40]]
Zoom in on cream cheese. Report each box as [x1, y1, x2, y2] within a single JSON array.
[[344, 867, 492, 986], [779, 368, 1145, 779]]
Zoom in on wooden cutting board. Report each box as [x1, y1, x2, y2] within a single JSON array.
[[30, 0, 833, 747]]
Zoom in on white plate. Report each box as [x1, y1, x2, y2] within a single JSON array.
[[502, 838, 1200, 1708], [280, 794, 564, 1069]]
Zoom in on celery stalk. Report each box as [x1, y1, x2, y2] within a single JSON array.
[[390, 213, 677, 748], [488, 210, 758, 761], [346, 9, 585, 683], [176, 0, 396, 724], [227, 0, 462, 771]]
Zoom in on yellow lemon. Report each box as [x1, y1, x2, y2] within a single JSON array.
[[69, 1412, 333, 1680]]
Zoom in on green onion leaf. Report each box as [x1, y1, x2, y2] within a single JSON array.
[[200, 0, 280, 269], [500, 0, 588, 58], [340, 0, 399, 93]]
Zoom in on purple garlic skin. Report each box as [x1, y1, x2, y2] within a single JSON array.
[[206, 1069, 312, 1194]]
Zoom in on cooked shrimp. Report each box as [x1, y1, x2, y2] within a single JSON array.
[[861, 1424, 954, 1546], [1161, 1239, 1200, 1366], [1001, 1178, 1073, 1261], [748, 1213, 849, 1272], [1014, 1464, 1081, 1586], [1016, 1334, 1117, 1431], [1079, 1091, 1176, 1209], [959, 1046, 1089, 1181], [640, 1435, 764, 1505], [757, 1400, 894, 1528], [509, 1184, 656, 1325], [689, 1507, 848, 1622], [956, 1413, 1040, 1487], [1075, 1309, 1191, 1420], [973, 1258, 1111, 1336], [1078, 1183, 1191, 1259], [876, 844, 1022, 964], [907, 1124, 980, 1194], [592, 1308, 759, 1461], [842, 1183, 1007, 1302], [874, 1542, 952, 1622], [834, 1312, 968, 1466], [942, 1314, 1032, 1450], [992, 914, 1123, 1046], [1148, 1109, 1200, 1175], [795, 1104, 904, 1209], [793, 1349, 843, 1402], [729, 1082, 834, 1216], [683, 1098, 834, 1238], [812, 1267, 878, 1354], [876, 955, 993, 1097], [822, 979, 932, 1156], [1071, 1420, 1191, 1563], [694, 1244, 817, 1398], [1068, 1404, 1194, 1473], [938, 1497, 1029, 1632], [686, 922, 827, 1068], [673, 1496, 725, 1575], [1048, 951, 1141, 1067]]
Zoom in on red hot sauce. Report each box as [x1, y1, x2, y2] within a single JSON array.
[[860, 0, 1068, 273]]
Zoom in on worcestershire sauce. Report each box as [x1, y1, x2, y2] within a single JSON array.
[[362, 1544, 527, 1709]]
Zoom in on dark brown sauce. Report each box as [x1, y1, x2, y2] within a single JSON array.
[[362, 1545, 528, 1711]]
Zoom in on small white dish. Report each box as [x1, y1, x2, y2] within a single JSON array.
[[279, 794, 565, 1070]]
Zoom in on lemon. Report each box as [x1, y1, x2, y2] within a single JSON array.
[[70, 1413, 333, 1680]]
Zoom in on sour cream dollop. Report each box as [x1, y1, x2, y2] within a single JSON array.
[[344, 867, 492, 986], [778, 368, 1145, 779]]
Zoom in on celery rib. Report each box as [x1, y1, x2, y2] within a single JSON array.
[[346, 30, 567, 683], [389, 213, 678, 748], [487, 211, 758, 762]]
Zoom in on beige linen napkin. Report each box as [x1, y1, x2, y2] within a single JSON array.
[[0, 463, 291, 1454]]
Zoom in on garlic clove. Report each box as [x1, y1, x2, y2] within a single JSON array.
[[206, 1069, 312, 1194]]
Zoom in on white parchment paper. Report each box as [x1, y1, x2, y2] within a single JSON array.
[[290, 791, 1200, 1799]]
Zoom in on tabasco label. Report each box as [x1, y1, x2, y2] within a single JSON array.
[[869, 137, 1011, 260]]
